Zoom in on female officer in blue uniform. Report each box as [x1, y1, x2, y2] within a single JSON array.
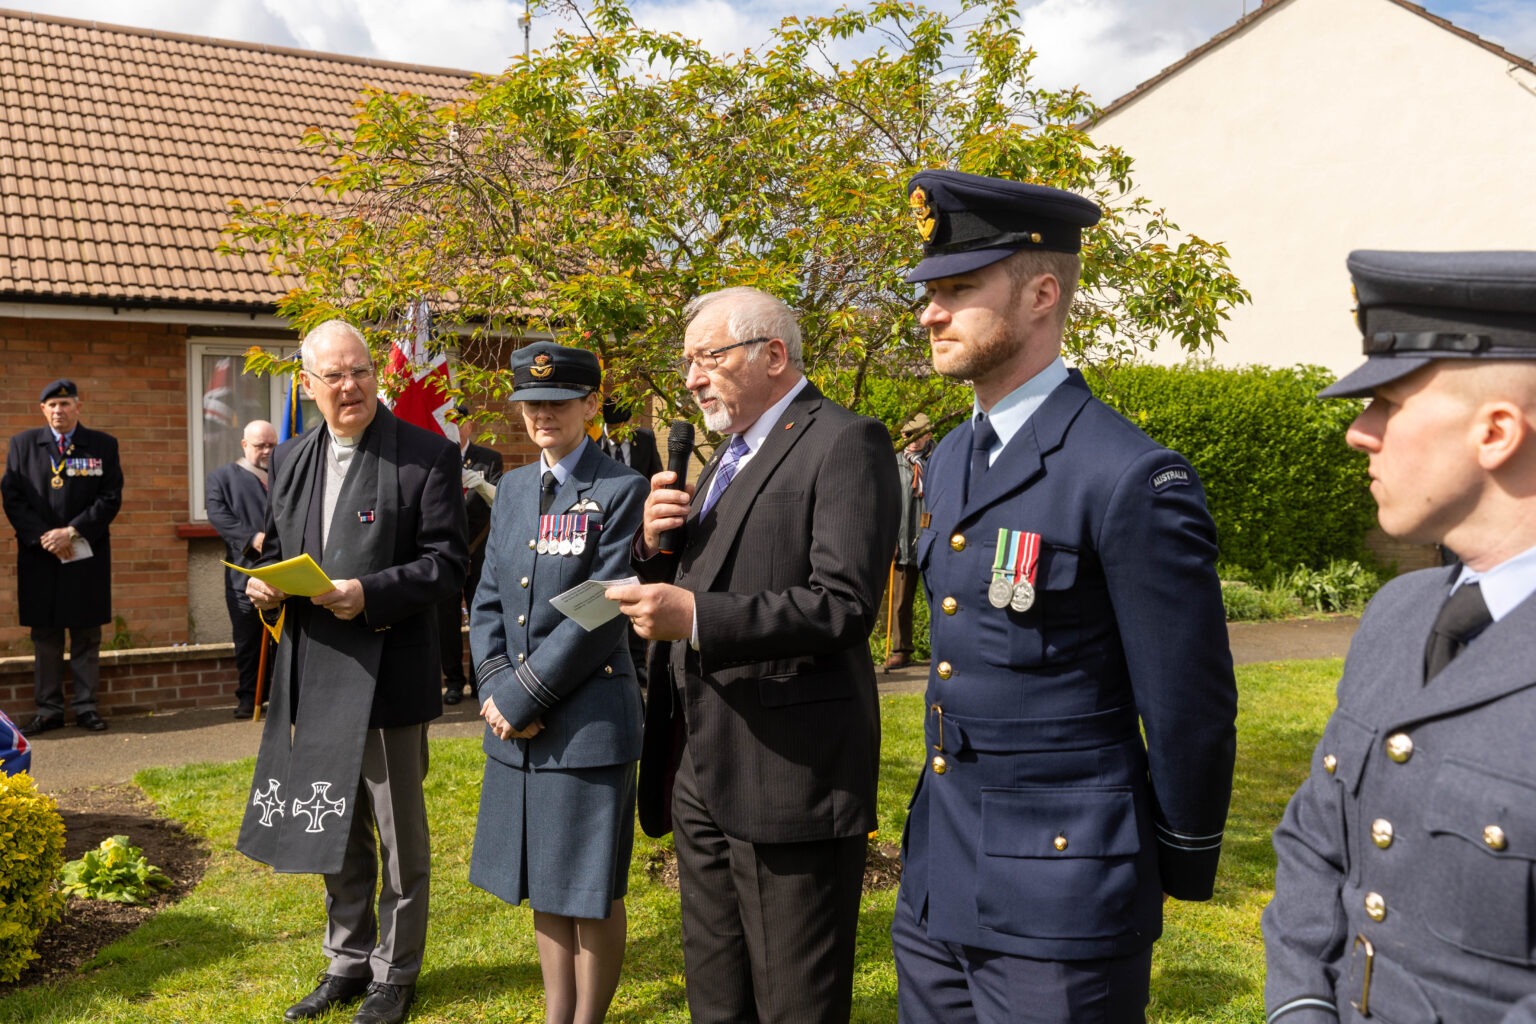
[[469, 343, 646, 1024]]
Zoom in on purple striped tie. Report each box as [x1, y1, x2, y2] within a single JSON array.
[[700, 435, 748, 516]]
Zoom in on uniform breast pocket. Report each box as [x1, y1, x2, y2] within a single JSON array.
[[1421, 759, 1536, 965], [1005, 544, 1084, 667], [975, 785, 1140, 940]]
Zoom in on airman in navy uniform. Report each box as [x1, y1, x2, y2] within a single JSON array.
[[891, 170, 1238, 1023], [1264, 251, 1536, 1023], [1, 379, 123, 734]]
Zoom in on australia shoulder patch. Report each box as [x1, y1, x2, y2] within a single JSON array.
[[1149, 465, 1191, 492]]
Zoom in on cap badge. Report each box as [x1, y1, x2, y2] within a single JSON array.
[[909, 187, 936, 243], [530, 353, 555, 379]]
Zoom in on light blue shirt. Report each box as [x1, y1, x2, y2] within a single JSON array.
[[542, 436, 591, 487], [973, 357, 1070, 466], [1452, 541, 1536, 622]]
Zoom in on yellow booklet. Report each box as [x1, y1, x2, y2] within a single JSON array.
[[221, 553, 338, 597]]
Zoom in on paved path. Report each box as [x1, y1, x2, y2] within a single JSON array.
[[24, 615, 1356, 793]]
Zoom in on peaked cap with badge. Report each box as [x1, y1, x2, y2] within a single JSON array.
[[510, 342, 601, 402], [1321, 250, 1536, 398], [905, 169, 1101, 283]]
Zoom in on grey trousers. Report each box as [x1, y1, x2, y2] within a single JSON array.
[[323, 724, 431, 985], [31, 625, 101, 717]]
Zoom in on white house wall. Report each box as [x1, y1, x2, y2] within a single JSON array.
[[1088, 0, 1536, 377]]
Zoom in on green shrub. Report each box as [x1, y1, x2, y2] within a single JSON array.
[[1282, 559, 1380, 613], [1221, 580, 1304, 622], [1088, 362, 1377, 580], [0, 773, 66, 982], [60, 835, 171, 905]]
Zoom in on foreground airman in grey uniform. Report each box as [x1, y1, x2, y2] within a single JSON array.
[[1264, 251, 1536, 1023]]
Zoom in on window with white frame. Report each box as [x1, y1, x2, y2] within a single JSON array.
[[187, 341, 316, 520]]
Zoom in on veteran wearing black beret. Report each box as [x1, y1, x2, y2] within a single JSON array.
[[890, 170, 1238, 1024], [1264, 251, 1536, 1023], [1, 378, 123, 733]]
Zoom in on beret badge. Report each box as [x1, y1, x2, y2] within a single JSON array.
[[909, 186, 937, 243]]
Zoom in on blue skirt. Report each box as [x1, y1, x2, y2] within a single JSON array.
[[469, 758, 636, 919]]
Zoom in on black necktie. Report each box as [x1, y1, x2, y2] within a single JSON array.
[[540, 471, 559, 514], [1424, 580, 1492, 682], [967, 415, 997, 503]]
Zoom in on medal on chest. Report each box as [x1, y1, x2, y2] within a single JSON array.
[[989, 528, 1041, 611]]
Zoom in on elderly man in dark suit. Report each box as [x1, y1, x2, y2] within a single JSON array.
[[1264, 251, 1536, 1023], [237, 321, 466, 1024], [893, 171, 1238, 1024], [2, 378, 123, 734], [206, 418, 278, 718], [610, 286, 900, 1023], [439, 404, 503, 706]]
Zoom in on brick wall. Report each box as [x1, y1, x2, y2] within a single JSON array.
[[0, 644, 239, 715], [0, 315, 193, 652]]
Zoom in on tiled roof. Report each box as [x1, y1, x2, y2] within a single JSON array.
[[1094, 0, 1536, 121], [0, 9, 475, 311]]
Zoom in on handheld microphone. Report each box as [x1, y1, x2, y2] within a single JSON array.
[[657, 420, 695, 555]]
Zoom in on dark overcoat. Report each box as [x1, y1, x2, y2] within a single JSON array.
[[1264, 566, 1536, 1023], [635, 382, 901, 844], [897, 370, 1237, 962], [1, 424, 122, 628], [236, 407, 467, 873], [469, 440, 647, 768]]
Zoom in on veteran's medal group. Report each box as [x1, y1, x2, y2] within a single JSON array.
[[6, 158, 1536, 1024]]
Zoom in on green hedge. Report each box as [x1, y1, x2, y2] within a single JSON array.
[[1086, 362, 1376, 580]]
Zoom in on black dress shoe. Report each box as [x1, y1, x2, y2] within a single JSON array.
[[352, 981, 414, 1024], [234, 704, 255, 719], [441, 686, 463, 706], [75, 711, 108, 732], [284, 973, 371, 1021], [23, 714, 63, 735]]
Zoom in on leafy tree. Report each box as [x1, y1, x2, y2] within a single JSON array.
[[224, 0, 1248, 442]]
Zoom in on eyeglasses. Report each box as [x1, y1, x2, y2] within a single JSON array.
[[246, 442, 277, 451], [676, 337, 770, 376], [308, 365, 376, 389]]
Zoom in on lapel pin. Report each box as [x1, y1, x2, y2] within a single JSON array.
[[357, 510, 375, 524]]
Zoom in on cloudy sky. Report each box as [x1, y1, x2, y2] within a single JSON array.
[[17, 0, 1535, 104]]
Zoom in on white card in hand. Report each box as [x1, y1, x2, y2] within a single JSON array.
[[548, 576, 639, 631]]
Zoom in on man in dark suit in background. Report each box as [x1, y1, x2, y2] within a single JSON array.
[[1264, 252, 1536, 1023], [597, 396, 662, 689], [2, 378, 123, 734], [239, 321, 466, 1024], [611, 286, 899, 1023], [207, 418, 277, 718], [892, 171, 1237, 1023], [439, 404, 503, 706]]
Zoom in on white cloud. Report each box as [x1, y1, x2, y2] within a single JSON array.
[[14, 0, 1529, 97]]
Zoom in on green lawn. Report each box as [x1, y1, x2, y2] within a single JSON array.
[[0, 659, 1340, 1023]]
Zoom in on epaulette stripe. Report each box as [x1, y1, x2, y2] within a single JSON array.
[[1267, 997, 1337, 1023]]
